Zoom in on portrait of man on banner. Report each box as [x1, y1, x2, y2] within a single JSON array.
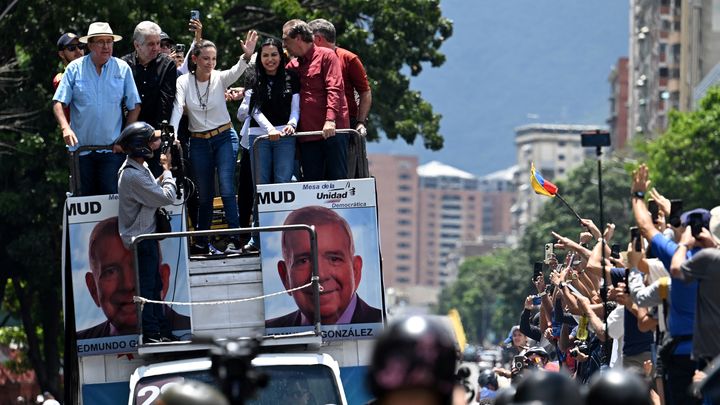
[[67, 196, 191, 355], [266, 206, 382, 327]]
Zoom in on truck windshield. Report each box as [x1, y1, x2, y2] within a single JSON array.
[[134, 364, 342, 405]]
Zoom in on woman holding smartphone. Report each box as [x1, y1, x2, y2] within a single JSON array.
[[170, 31, 258, 254], [236, 37, 300, 253]]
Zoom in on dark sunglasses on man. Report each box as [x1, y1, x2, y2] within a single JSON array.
[[64, 44, 86, 52]]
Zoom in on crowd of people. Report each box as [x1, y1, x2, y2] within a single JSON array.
[[470, 163, 719, 404], [51, 16, 372, 255]]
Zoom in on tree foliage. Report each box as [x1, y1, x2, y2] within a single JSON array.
[[641, 86, 720, 210], [0, 0, 451, 396], [437, 248, 530, 344]]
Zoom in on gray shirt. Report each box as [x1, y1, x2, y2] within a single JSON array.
[[680, 248, 720, 359], [118, 157, 176, 248]]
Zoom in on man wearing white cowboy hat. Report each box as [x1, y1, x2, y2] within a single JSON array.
[[52, 21, 142, 196]]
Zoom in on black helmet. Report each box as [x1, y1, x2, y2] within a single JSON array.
[[116, 121, 155, 159], [367, 316, 458, 404], [586, 369, 651, 405], [477, 368, 498, 389], [513, 370, 581, 405]]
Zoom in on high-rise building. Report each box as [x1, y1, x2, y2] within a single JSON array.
[[478, 165, 517, 237], [416, 161, 483, 287], [608, 57, 630, 149], [512, 124, 604, 234], [628, 0, 682, 137], [367, 154, 420, 287], [368, 154, 517, 293], [680, 0, 720, 108]]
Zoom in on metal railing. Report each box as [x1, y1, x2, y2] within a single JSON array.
[[130, 224, 323, 341], [67, 144, 116, 196], [250, 128, 368, 185]]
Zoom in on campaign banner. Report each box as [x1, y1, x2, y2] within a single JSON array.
[[66, 194, 192, 356], [258, 179, 385, 340]]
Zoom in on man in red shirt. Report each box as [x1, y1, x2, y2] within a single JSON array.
[[283, 19, 350, 181], [308, 19, 371, 133], [309, 19, 372, 179]]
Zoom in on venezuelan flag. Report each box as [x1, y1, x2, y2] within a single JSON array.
[[530, 162, 558, 197]]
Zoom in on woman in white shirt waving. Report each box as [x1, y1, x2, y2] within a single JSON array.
[[170, 31, 257, 254]]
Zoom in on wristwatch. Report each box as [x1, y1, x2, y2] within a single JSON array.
[[632, 191, 645, 199], [559, 281, 567, 289]]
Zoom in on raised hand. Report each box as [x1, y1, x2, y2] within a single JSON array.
[[241, 30, 259, 59]]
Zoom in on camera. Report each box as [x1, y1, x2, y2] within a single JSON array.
[[159, 121, 186, 199], [190, 9, 200, 21], [569, 342, 589, 358], [610, 243, 620, 259], [513, 355, 526, 370], [175, 43, 186, 53]]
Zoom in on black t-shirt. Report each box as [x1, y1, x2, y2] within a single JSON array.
[[250, 70, 299, 128]]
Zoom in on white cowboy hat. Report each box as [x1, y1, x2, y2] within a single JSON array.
[[79, 22, 122, 43]]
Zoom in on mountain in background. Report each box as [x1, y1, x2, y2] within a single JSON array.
[[366, 0, 629, 177]]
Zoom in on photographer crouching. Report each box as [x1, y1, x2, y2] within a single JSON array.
[[116, 121, 178, 344]]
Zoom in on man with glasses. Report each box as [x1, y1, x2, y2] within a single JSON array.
[[282, 19, 350, 181], [53, 22, 142, 196], [122, 21, 177, 176], [53, 33, 85, 122]]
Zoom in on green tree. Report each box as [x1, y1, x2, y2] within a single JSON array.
[[642, 86, 720, 210], [438, 248, 530, 344], [0, 0, 451, 396]]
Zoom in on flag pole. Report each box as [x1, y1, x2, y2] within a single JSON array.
[[554, 193, 583, 223]]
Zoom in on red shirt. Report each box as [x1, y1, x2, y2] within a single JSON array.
[[287, 45, 349, 142], [335, 47, 370, 120]]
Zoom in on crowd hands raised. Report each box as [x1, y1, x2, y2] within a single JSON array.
[[469, 163, 720, 404], [52, 14, 372, 255]]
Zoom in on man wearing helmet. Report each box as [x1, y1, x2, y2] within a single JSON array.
[[367, 316, 459, 405], [116, 121, 177, 344], [476, 369, 498, 401]]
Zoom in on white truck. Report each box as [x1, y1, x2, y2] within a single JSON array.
[[63, 177, 383, 405]]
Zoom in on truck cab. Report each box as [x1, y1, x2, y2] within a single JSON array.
[[129, 353, 347, 405]]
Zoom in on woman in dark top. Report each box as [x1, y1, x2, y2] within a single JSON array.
[[238, 37, 300, 185], [237, 38, 300, 252]]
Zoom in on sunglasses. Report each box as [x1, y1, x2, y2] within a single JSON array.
[[64, 44, 86, 52]]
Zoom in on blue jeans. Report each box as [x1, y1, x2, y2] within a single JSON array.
[[298, 134, 348, 181], [78, 151, 125, 196], [248, 134, 296, 184], [189, 129, 240, 241], [137, 239, 166, 335]]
